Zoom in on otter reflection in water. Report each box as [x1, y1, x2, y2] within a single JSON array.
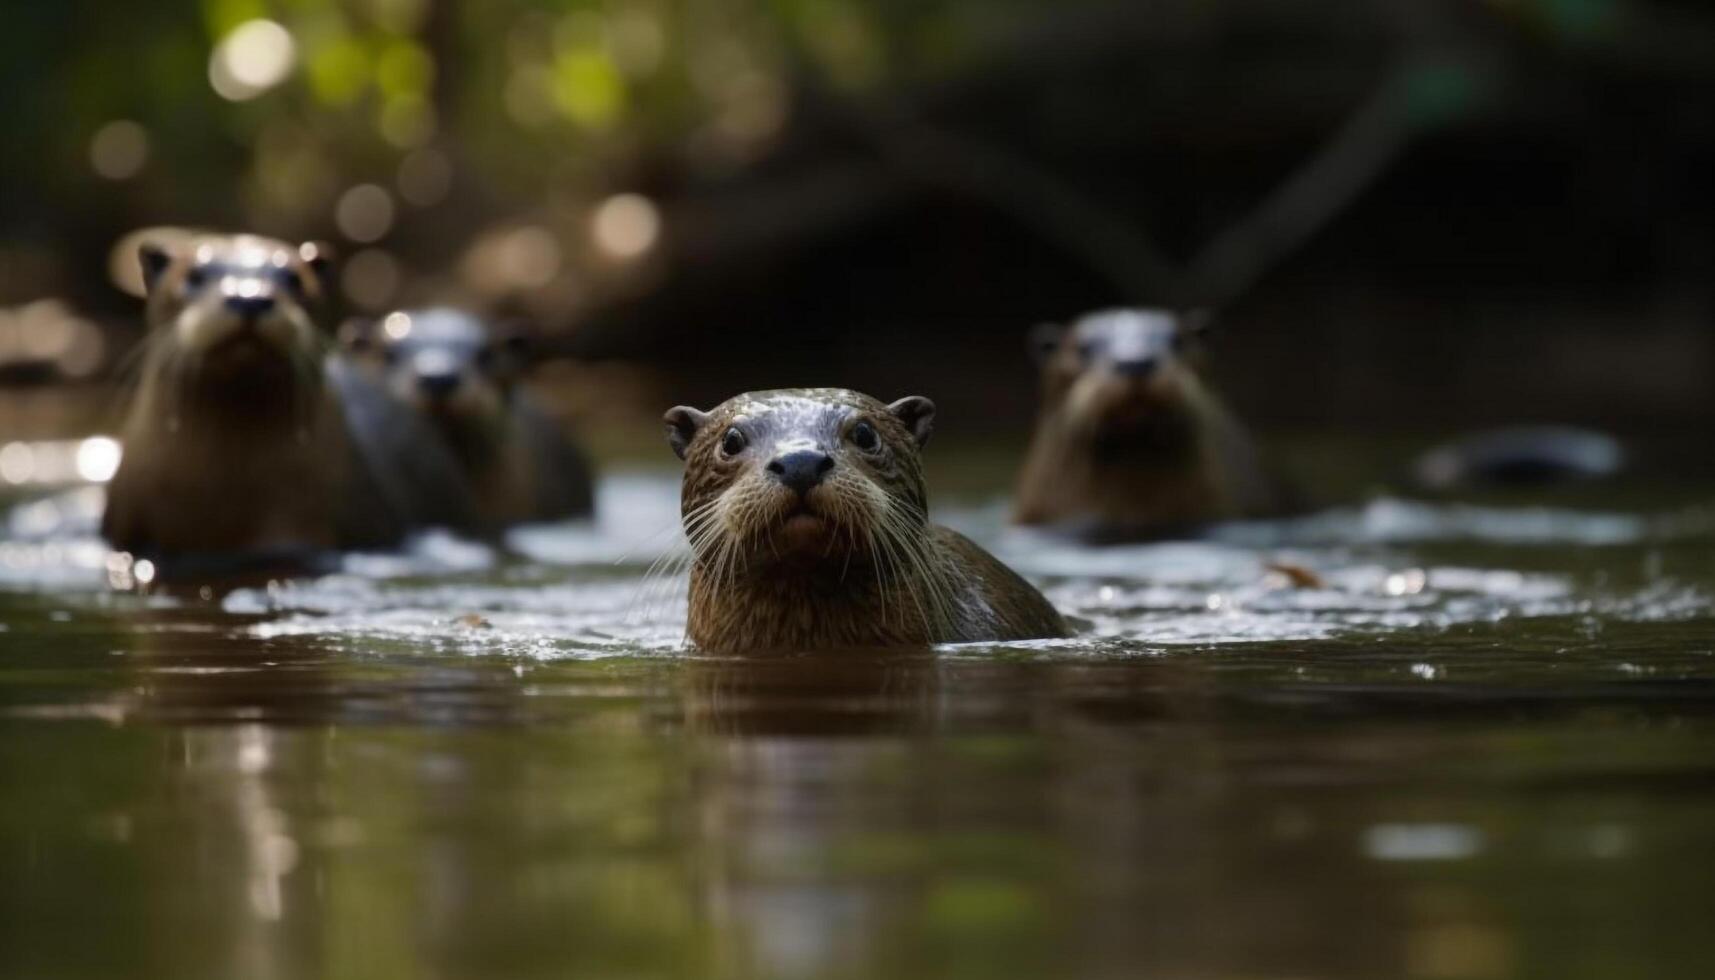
[[102, 233, 476, 576], [1015, 308, 1289, 539], [664, 388, 1068, 652], [342, 308, 596, 531]]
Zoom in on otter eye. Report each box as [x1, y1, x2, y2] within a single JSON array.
[[276, 267, 306, 297], [850, 421, 880, 452], [720, 428, 747, 457]]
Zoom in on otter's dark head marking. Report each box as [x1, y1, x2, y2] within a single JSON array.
[[137, 234, 332, 370], [1032, 308, 1214, 451], [664, 388, 935, 570], [343, 308, 527, 427]]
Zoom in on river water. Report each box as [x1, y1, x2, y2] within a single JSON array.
[[3, 455, 1714, 979]]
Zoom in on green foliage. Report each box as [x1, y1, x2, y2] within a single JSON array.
[[5, 0, 1061, 253]]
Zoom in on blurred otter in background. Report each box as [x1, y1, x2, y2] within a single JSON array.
[[1409, 426, 1625, 492], [102, 233, 477, 574], [342, 308, 595, 529], [1014, 308, 1287, 538]]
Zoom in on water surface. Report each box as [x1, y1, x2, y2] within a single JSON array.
[[3, 458, 1715, 979]]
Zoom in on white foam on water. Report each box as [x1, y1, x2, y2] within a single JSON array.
[[3, 474, 1713, 656], [1363, 823, 1485, 862]]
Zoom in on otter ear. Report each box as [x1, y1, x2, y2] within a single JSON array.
[[138, 243, 174, 295], [1029, 322, 1066, 363], [664, 406, 711, 460], [887, 396, 936, 448], [297, 241, 335, 292]]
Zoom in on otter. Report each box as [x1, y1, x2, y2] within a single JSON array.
[[1410, 426, 1624, 491], [1013, 308, 1285, 538], [102, 233, 476, 574], [342, 308, 595, 529], [664, 388, 1068, 652]]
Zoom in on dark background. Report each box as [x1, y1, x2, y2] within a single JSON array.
[[4, 0, 1715, 443]]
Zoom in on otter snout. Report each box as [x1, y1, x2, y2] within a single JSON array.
[[412, 349, 464, 401], [418, 371, 461, 399], [767, 449, 834, 495], [224, 292, 276, 319], [1110, 356, 1158, 379]]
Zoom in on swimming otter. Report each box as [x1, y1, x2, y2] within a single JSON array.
[[665, 388, 1068, 652], [102, 233, 476, 572], [342, 308, 595, 528], [1410, 426, 1624, 491], [1013, 308, 1283, 538]]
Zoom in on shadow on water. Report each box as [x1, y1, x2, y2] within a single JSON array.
[[3, 460, 1715, 978]]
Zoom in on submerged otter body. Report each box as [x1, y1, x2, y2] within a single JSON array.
[[1014, 309, 1284, 539], [343, 308, 594, 530], [102, 233, 475, 573], [665, 388, 1068, 652]]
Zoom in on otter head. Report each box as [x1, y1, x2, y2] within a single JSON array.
[[342, 308, 524, 437], [137, 233, 332, 388], [663, 389, 936, 572], [1031, 308, 1213, 457]]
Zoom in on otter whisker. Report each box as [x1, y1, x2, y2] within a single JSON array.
[[881, 498, 957, 641], [867, 487, 931, 636], [883, 516, 937, 639], [629, 495, 724, 624], [632, 539, 695, 624], [867, 508, 918, 634]]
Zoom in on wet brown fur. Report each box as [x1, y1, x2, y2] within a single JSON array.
[[668, 388, 1067, 652]]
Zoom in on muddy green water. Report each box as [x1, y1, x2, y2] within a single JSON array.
[[3, 458, 1715, 980]]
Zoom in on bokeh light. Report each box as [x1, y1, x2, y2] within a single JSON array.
[[335, 184, 397, 243], [0, 443, 35, 485], [499, 227, 562, 288], [75, 438, 123, 484], [3, 301, 107, 379], [17, 300, 78, 361], [209, 20, 298, 102], [461, 226, 563, 295], [590, 194, 661, 260], [89, 121, 150, 181]]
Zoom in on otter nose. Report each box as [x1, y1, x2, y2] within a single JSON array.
[[418, 372, 461, 399], [412, 349, 462, 400], [767, 449, 834, 495], [225, 293, 275, 318], [1112, 357, 1158, 379]]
